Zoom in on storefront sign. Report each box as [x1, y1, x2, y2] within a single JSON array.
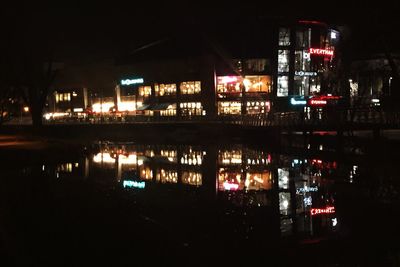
[[296, 186, 318, 194], [290, 97, 307, 105], [309, 48, 334, 57], [309, 99, 327, 106], [295, 71, 317, 76], [311, 206, 335, 216], [121, 78, 144, 86], [123, 180, 145, 189]]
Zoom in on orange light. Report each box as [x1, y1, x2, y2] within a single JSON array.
[[23, 106, 29, 112]]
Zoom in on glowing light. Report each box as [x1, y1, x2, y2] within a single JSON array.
[[331, 32, 337, 39], [290, 98, 307, 105], [119, 154, 137, 165], [93, 153, 115, 164], [311, 206, 335, 216], [23, 106, 29, 112], [121, 78, 144, 86], [118, 101, 135, 112], [43, 112, 69, 120], [123, 180, 145, 189], [73, 108, 83, 112], [309, 99, 327, 106], [371, 98, 380, 103], [295, 71, 317, 76], [296, 186, 318, 194], [223, 182, 239, 191], [92, 102, 114, 113], [332, 218, 338, 226], [220, 76, 239, 83], [309, 48, 334, 57]]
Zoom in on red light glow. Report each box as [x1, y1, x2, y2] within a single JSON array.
[[309, 48, 334, 57], [310, 99, 327, 106], [311, 206, 335, 216]]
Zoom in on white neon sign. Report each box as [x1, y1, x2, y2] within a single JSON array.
[[295, 71, 317, 76], [121, 78, 144, 86], [290, 98, 307, 105]]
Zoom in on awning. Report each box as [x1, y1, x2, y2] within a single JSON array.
[[136, 104, 150, 111], [150, 103, 174, 110]]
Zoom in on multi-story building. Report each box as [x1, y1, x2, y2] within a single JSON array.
[[114, 18, 342, 119]]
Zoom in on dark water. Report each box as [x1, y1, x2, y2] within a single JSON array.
[[1, 140, 400, 266]]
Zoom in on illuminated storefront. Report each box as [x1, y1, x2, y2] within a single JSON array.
[[218, 101, 241, 115], [180, 81, 201, 94]]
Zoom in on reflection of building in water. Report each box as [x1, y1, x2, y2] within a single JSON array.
[[181, 171, 202, 186], [279, 155, 339, 238]]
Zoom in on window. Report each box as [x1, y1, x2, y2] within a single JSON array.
[[279, 28, 291, 46], [296, 28, 311, 49], [182, 172, 202, 186], [139, 86, 152, 97], [55, 93, 59, 103], [216, 76, 243, 95], [277, 76, 289, 97], [278, 50, 290, 73], [218, 101, 241, 115], [295, 50, 311, 72], [155, 83, 176, 96], [294, 76, 310, 96], [246, 101, 270, 114], [180, 102, 203, 116], [160, 104, 176, 116], [243, 75, 272, 93], [245, 59, 268, 72], [180, 81, 201, 94]]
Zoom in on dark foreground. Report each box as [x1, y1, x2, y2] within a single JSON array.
[[0, 134, 400, 266]]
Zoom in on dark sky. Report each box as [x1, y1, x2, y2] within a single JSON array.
[[2, 0, 400, 60]]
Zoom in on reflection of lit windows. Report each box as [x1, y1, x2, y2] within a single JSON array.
[[279, 28, 291, 46], [182, 171, 202, 186], [139, 166, 153, 180], [181, 148, 204, 166], [180, 81, 201, 94], [245, 172, 272, 190], [218, 168, 242, 191], [156, 169, 178, 183], [278, 50, 290, 73], [278, 168, 289, 189], [277, 76, 289, 97], [218, 102, 241, 115], [160, 150, 177, 162], [218, 150, 242, 165], [279, 192, 291, 215], [57, 163, 73, 173]]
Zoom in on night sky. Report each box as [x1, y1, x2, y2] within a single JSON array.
[[2, 1, 400, 61]]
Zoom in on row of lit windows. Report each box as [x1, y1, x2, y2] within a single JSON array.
[[138, 81, 202, 98], [217, 101, 270, 115], [55, 93, 72, 103]]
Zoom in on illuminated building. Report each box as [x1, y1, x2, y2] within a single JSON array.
[[114, 19, 341, 118]]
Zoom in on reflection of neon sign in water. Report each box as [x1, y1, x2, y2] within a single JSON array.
[[123, 180, 145, 189], [223, 182, 239, 191], [296, 186, 318, 194], [220, 76, 239, 84], [311, 206, 335, 216]]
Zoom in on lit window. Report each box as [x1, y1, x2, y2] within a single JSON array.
[[243, 75, 272, 93], [218, 101, 241, 115], [279, 28, 291, 46], [180, 81, 201, 94], [278, 50, 290, 73], [277, 76, 289, 97]]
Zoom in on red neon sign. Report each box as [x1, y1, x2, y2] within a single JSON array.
[[311, 206, 335, 216], [309, 48, 334, 57], [310, 99, 327, 106]]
